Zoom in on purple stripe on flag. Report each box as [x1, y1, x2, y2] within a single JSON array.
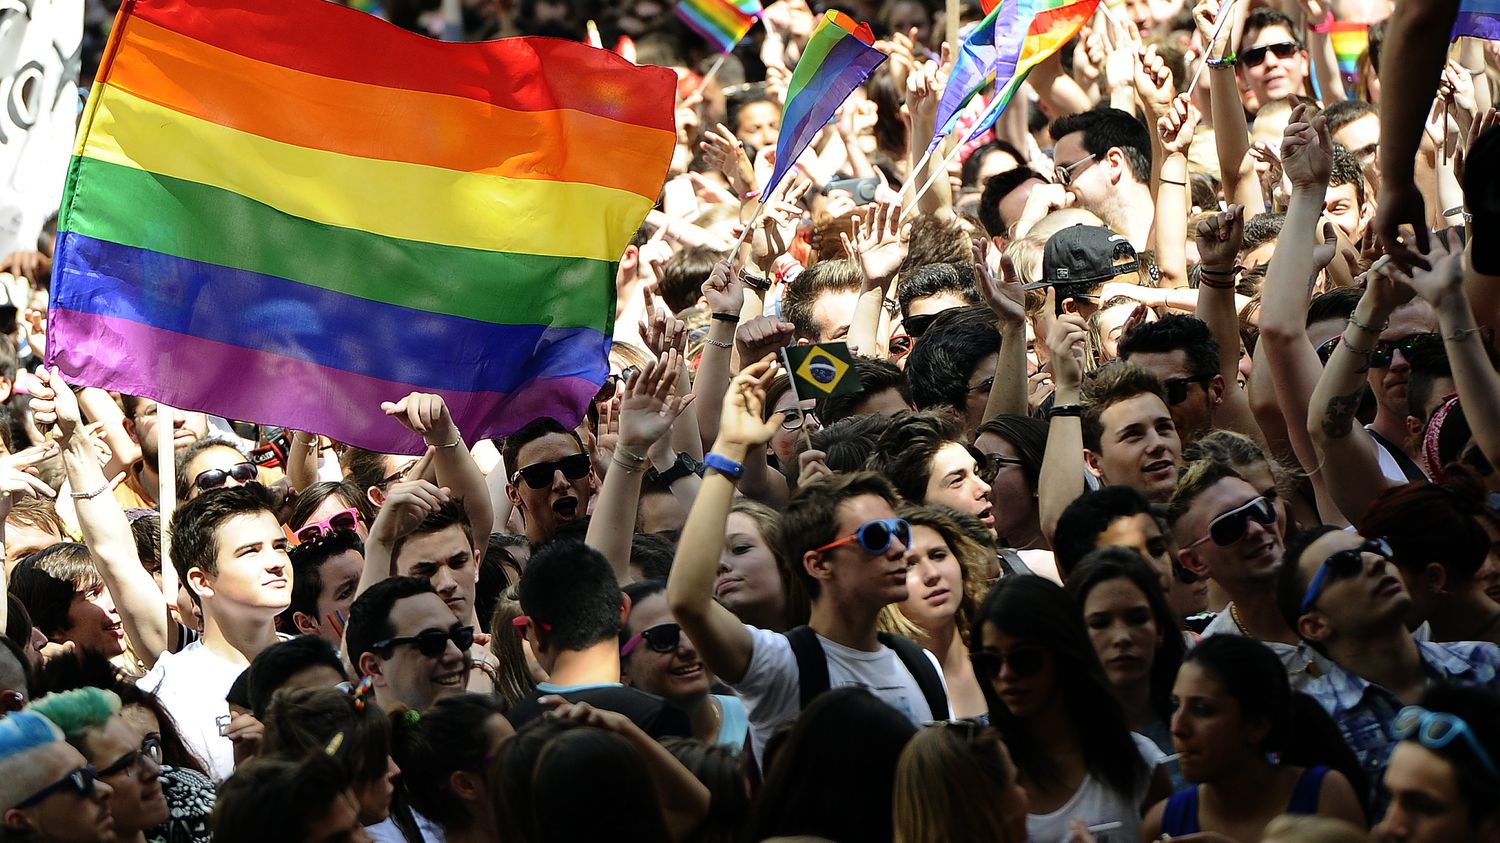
[[49, 308, 601, 453], [763, 34, 884, 197], [1454, 11, 1500, 40]]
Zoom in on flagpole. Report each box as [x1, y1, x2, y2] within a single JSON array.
[[778, 347, 815, 453], [696, 52, 731, 95], [1184, 0, 1235, 97], [898, 144, 939, 204], [901, 139, 968, 220], [157, 403, 178, 622]]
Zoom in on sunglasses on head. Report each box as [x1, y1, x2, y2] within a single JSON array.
[[1368, 333, 1442, 368], [1163, 374, 1215, 406], [621, 622, 682, 657], [511, 453, 592, 489], [1239, 41, 1300, 68], [371, 624, 475, 659], [902, 312, 940, 338], [813, 518, 911, 555], [1394, 705, 1500, 779], [294, 508, 359, 544], [193, 461, 257, 492], [970, 646, 1046, 681], [17, 766, 96, 808], [1186, 496, 1277, 548], [1299, 536, 1392, 614]]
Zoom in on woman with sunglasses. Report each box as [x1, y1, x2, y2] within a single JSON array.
[[1066, 548, 1187, 787], [971, 575, 1169, 843], [1142, 636, 1367, 842], [0, 710, 115, 843], [28, 687, 169, 843], [973, 415, 1058, 575], [878, 505, 989, 720], [619, 580, 749, 752], [389, 693, 511, 843], [287, 480, 373, 543]]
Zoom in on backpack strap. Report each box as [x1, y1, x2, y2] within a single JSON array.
[[997, 547, 1034, 577], [878, 632, 951, 720], [784, 625, 829, 711]]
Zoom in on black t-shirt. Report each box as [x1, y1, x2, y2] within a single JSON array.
[[505, 684, 693, 740]]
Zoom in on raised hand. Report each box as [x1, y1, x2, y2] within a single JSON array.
[[718, 358, 782, 448], [906, 59, 941, 126], [736, 315, 796, 364], [1281, 102, 1333, 190], [618, 349, 691, 455], [1156, 93, 1200, 155], [1134, 44, 1176, 121], [701, 259, 744, 316], [381, 392, 458, 446], [1391, 228, 1465, 305], [840, 196, 907, 284], [974, 241, 1025, 325], [700, 122, 756, 197], [750, 178, 810, 271], [28, 366, 82, 438], [1047, 314, 1090, 392], [370, 452, 447, 542], [1194, 204, 1245, 270], [1192, 0, 1233, 55]]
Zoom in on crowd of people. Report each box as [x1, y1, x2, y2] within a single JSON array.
[[0, 0, 1498, 840]]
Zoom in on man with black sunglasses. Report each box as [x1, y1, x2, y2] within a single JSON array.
[[1118, 314, 1237, 446], [0, 710, 115, 842], [1278, 526, 1500, 814], [345, 576, 471, 713], [499, 418, 598, 546], [1235, 9, 1309, 112], [1168, 460, 1332, 688]]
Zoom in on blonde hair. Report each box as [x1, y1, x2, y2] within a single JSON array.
[[1262, 815, 1368, 843], [488, 584, 539, 708], [879, 504, 989, 647], [893, 724, 1023, 843]]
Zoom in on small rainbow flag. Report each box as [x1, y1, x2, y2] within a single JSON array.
[[47, 0, 677, 453], [1455, 0, 1500, 40], [1329, 21, 1367, 79], [931, 0, 1036, 152], [761, 11, 885, 200], [676, 0, 762, 54], [947, 0, 1100, 146]]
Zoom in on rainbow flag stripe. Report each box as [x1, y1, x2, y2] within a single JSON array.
[[964, 0, 1099, 142], [676, 0, 761, 53], [1329, 22, 1367, 78], [931, 0, 1035, 150], [1455, 0, 1500, 40], [48, 0, 676, 452], [762, 11, 885, 199]]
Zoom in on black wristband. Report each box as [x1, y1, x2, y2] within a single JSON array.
[[711, 311, 741, 323], [739, 269, 771, 292], [1047, 403, 1084, 419]]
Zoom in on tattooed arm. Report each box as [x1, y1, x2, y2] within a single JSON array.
[[1308, 270, 1405, 524]]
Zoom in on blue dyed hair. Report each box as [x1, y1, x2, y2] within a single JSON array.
[[0, 710, 63, 758]]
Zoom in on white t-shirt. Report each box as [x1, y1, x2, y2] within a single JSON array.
[[367, 809, 446, 843], [1199, 606, 1337, 691], [138, 641, 249, 782], [1026, 732, 1162, 843], [729, 625, 946, 762]]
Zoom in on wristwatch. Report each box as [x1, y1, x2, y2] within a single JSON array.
[[646, 452, 703, 485]]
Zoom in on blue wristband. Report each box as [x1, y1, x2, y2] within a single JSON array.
[[702, 452, 745, 481]]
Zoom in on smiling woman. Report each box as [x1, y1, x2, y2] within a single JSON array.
[[10, 544, 127, 660]]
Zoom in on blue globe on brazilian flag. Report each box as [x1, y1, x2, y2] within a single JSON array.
[[783, 342, 862, 397]]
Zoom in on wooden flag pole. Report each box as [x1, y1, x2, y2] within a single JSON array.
[[778, 347, 815, 454], [945, 0, 959, 62]]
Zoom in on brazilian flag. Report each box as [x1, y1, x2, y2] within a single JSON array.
[[782, 342, 862, 398]]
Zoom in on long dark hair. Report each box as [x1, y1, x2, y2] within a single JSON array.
[[1184, 635, 1368, 809], [750, 687, 918, 843], [531, 727, 671, 841], [389, 693, 506, 832], [972, 576, 1148, 798], [1067, 547, 1186, 725]]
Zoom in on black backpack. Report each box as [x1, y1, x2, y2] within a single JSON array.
[[783, 625, 950, 719]]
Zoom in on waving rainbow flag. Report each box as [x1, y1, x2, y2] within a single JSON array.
[[761, 11, 885, 200], [930, 0, 1035, 153], [47, 0, 676, 453], [1455, 0, 1500, 40], [677, 0, 761, 53], [1329, 21, 1367, 78], [957, 0, 1100, 144]]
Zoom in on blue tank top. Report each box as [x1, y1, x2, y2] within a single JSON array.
[[1160, 765, 1330, 836]]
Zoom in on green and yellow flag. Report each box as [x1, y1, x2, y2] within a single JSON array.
[[782, 342, 862, 398]]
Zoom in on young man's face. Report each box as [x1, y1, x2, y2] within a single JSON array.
[[962, 351, 1001, 434], [1324, 180, 1370, 242], [183, 445, 252, 501], [366, 592, 470, 711], [4, 519, 60, 574], [922, 442, 994, 533], [734, 101, 780, 152], [1121, 348, 1220, 446], [1096, 512, 1173, 592], [1333, 112, 1381, 182], [200, 511, 293, 614], [303, 550, 363, 647], [126, 400, 208, 465], [1177, 477, 1281, 588], [396, 524, 479, 624], [1375, 742, 1488, 843], [809, 288, 860, 343], [1087, 393, 1181, 502], [1295, 530, 1410, 641], [1053, 132, 1126, 231], [812, 494, 909, 610], [1239, 25, 1308, 104], [506, 432, 596, 543], [1368, 302, 1439, 425]]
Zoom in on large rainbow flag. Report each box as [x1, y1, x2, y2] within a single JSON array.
[[676, 0, 761, 53], [1455, 0, 1500, 40], [47, 0, 676, 453]]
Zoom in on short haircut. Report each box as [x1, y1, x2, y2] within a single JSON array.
[[174, 437, 248, 501], [1048, 108, 1152, 183], [1275, 525, 1343, 638], [1329, 144, 1367, 207], [339, 447, 393, 497], [129, 511, 162, 577], [6, 495, 66, 540], [897, 215, 973, 279], [1053, 486, 1154, 577], [1306, 287, 1363, 328], [9, 544, 100, 637], [779, 471, 899, 598], [0, 710, 66, 812], [960, 140, 1023, 187], [868, 411, 968, 504], [1164, 458, 1244, 528], [285, 529, 363, 633], [1324, 99, 1377, 138], [657, 245, 720, 314], [630, 532, 676, 581], [390, 498, 474, 565], [904, 305, 1001, 412], [246, 636, 349, 719], [28, 686, 119, 747], [805, 413, 894, 473], [517, 540, 621, 652], [1081, 362, 1170, 453], [978, 167, 1044, 238], [1117, 313, 1221, 380], [1360, 482, 1489, 584], [781, 260, 862, 341], [821, 357, 912, 425], [169, 484, 277, 607], [1241, 7, 1300, 50], [500, 418, 585, 476], [212, 754, 350, 843], [896, 263, 978, 320], [1242, 212, 1285, 254], [345, 576, 436, 673]]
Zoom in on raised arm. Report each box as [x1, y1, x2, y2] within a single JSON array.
[[1193, 204, 1264, 444], [666, 361, 782, 684], [32, 368, 172, 665], [1197, 0, 1265, 218], [381, 393, 494, 544], [844, 198, 908, 358], [692, 260, 743, 451], [283, 430, 322, 493], [977, 244, 1029, 423], [1155, 94, 1198, 289], [906, 61, 952, 218], [1037, 315, 1090, 545], [358, 450, 443, 596]]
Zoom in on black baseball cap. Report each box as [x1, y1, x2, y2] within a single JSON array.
[[1025, 224, 1140, 291]]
